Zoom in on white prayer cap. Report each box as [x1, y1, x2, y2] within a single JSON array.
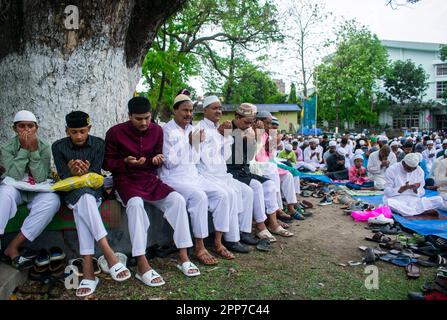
[[359, 140, 365, 146], [292, 139, 298, 144], [355, 149, 364, 155], [311, 138, 319, 144], [337, 147, 346, 156], [285, 144, 293, 152], [403, 153, 420, 167], [354, 154, 364, 161], [349, 135, 354, 139], [337, 138, 341, 142], [203, 95, 221, 108], [427, 140, 434, 145], [329, 140, 337, 147], [378, 135, 389, 142], [436, 139, 441, 144], [443, 139, 447, 144], [416, 152, 423, 163], [445, 149, 447, 156], [13, 110, 38, 124], [390, 141, 399, 147]]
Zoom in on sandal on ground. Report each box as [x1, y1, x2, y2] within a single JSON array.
[[195, 250, 218, 265], [109, 262, 131, 282], [135, 269, 165, 287], [176, 261, 200, 277], [365, 232, 391, 244], [268, 226, 294, 237], [214, 246, 235, 260], [256, 229, 277, 242], [76, 277, 99, 297], [406, 263, 421, 279]]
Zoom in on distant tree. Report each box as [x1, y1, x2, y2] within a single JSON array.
[[288, 83, 298, 104], [386, 0, 421, 9], [384, 59, 429, 105]]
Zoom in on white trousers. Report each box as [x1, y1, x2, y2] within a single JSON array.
[[125, 192, 193, 257], [224, 180, 253, 242], [249, 179, 267, 224], [280, 172, 297, 204], [0, 185, 60, 241], [70, 194, 107, 256], [162, 176, 231, 239], [294, 176, 301, 195], [370, 174, 386, 190], [386, 195, 444, 217]]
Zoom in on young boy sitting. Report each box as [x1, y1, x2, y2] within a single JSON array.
[[347, 154, 375, 190]]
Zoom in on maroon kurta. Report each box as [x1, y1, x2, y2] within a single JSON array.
[[104, 121, 174, 205]]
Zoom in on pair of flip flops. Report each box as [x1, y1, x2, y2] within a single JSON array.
[[379, 253, 417, 267]]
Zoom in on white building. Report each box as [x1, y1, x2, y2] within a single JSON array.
[[379, 40, 447, 130]]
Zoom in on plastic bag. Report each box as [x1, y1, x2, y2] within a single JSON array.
[[51, 173, 104, 192]]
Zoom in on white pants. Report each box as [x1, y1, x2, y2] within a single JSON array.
[[280, 172, 297, 204], [225, 180, 253, 242], [259, 162, 283, 209], [386, 195, 444, 217], [0, 185, 60, 241], [370, 174, 386, 190], [70, 194, 107, 256], [294, 176, 301, 195], [162, 176, 231, 239], [125, 192, 193, 257], [249, 179, 267, 224]]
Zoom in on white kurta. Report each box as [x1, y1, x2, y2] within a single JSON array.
[[160, 120, 231, 238], [422, 148, 437, 172], [367, 150, 397, 190], [303, 146, 323, 168], [383, 162, 443, 216], [196, 118, 253, 242]]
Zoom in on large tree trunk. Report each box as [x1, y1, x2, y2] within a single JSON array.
[[0, 0, 185, 144]]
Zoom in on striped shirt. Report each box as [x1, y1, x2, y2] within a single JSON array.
[[52, 135, 105, 206]]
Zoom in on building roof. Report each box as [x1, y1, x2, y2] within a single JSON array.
[[194, 103, 301, 113], [381, 40, 442, 52]]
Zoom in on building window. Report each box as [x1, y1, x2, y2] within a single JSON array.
[[393, 112, 419, 129], [436, 81, 447, 99], [436, 64, 447, 76]]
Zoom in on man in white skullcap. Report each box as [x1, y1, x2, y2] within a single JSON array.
[[377, 135, 389, 149], [323, 140, 337, 164], [303, 138, 323, 171], [0, 111, 61, 269], [390, 140, 405, 162], [160, 95, 234, 265], [436, 139, 447, 158], [326, 147, 349, 180], [431, 149, 447, 198], [278, 143, 297, 165], [367, 145, 397, 190], [422, 140, 437, 171], [384, 153, 444, 216], [196, 95, 255, 253]]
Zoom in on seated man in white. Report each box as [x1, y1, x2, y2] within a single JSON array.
[[367, 145, 396, 190], [384, 153, 444, 217], [303, 138, 323, 171]]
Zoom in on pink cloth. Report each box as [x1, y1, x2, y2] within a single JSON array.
[[255, 132, 287, 176], [349, 165, 369, 185], [351, 206, 393, 222], [294, 147, 303, 162]]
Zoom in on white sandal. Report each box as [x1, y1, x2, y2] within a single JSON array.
[[135, 269, 165, 287], [109, 262, 131, 282], [256, 229, 277, 242], [176, 261, 200, 277], [76, 277, 99, 297]]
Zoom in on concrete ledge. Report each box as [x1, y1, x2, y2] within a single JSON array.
[[0, 262, 27, 300]]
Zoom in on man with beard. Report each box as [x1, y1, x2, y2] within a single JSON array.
[[367, 145, 397, 190], [104, 97, 200, 287], [160, 94, 234, 264], [323, 140, 337, 164], [303, 138, 323, 171]]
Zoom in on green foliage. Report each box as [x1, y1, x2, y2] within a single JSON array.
[[223, 63, 285, 105], [138, 0, 283, 120], [288, 83, 298, 104], [384, 59, 428, 105], [315, 20, 389, 126], [440, 44, 447, 62]]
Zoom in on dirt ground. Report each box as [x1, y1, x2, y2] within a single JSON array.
[[13, 195, 437, 300]]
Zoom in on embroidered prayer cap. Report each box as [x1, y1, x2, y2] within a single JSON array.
[[236, 103, 257, 117], [427, 140, 434, 145], [203, 95, 221, 108], [329, 140, 337, 147], [271, 116, 279, 126], [128, 96, 151, 114], [256, 110, 272, 119], [403, 153, 420, 168], [390, 141, 399, 147], [66, 111, 90, 128], [14, 110, 38, 124], [174, 94, 192, 106]]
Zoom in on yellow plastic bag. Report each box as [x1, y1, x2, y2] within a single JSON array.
[[51, 173, 104, 192]]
